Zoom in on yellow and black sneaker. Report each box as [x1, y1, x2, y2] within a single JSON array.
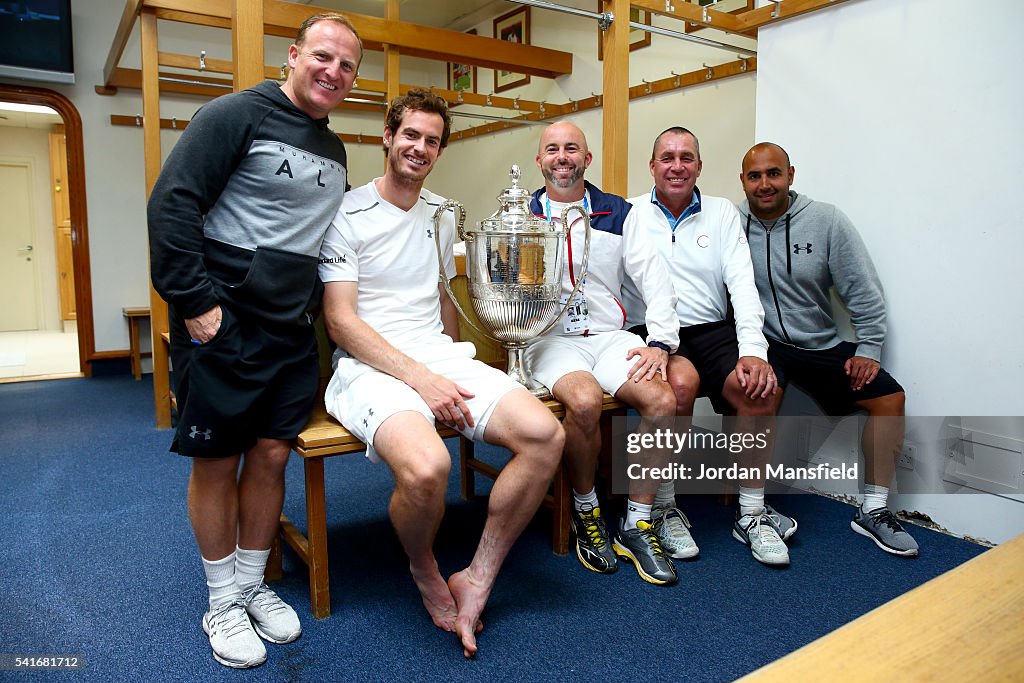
[[570, 503, 618, 574], [612, 519, 678, 585]]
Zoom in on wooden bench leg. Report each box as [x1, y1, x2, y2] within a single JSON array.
[[265, 535, 283, 582], [304, 457, 331, 619], [551, 462, 570, 556], [127, 316, 142, 380], [460, 436, 477, 500]]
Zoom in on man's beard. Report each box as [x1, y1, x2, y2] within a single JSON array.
[[544, 164, 584, 189]]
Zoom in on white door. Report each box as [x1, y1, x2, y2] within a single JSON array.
[[0, 162, 40, 331]]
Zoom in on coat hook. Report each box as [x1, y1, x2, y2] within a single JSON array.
[[592, 91, 601, 106], [457, 90, 464, 104], [670, 70, 681, 88], [771, 0, 781, 18], [280, 63, 287, 80], [513, 96, 520, 110], [199, 50, 206, 71], [539, 101, 546, 118], [486, 93, 493, 106], [642, 79, 652, 94], [703, 63, 714, 80], [171, 116, 177, 129], [134, 114, 142, 126], [739, 56, 748, 72]]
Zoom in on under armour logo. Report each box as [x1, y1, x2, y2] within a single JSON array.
[[426, 228, 434, 238], [362, 408, 374, 428], [189, 426, 212, 441], [792, 243, 813, 254]]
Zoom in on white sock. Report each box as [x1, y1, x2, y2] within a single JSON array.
[[862, 484, 889, 513], [624, 499, 652, 530], [202, 552, 239, 610], [235, 546, 271, 593], [654, 480, 676, 508], [573, 487, 599, 512], [738, 486, 765, 518]]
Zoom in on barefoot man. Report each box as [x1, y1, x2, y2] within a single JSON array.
[[319, 89, 565, 657]]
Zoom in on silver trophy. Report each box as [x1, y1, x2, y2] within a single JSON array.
[[433, 165, 591, 395]]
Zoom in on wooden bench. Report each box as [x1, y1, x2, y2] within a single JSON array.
[[122, 306, 151, 380], [272, 385, 624, 619]]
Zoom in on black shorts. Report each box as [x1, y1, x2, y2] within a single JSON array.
[[168, 303, 320, 458], [630, 320, 738, 414], [768, 339, 904, 416]]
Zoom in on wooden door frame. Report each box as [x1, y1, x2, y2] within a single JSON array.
[[0, 83, 94, 376]]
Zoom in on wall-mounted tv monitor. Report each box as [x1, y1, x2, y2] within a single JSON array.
[[0, 1, 75, 84]]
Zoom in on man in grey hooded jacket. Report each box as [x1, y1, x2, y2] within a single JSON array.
[[738, 142, 918, 557]]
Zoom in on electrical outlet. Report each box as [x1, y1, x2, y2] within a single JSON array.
[[897, 442, 916, 470]]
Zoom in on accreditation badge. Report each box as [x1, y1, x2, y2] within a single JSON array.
[[560, 293, 590, 334]]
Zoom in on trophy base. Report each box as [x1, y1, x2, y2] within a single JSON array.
[[506, 346, 549, 399]]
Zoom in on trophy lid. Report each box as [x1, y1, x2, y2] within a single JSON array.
[[478, 164, 559, 234]]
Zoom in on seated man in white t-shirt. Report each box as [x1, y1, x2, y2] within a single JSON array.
[[318, 89, 564, 659]]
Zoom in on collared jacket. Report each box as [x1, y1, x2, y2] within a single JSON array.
[[623, 188, 768, 360], [529, 181, 678, 350]]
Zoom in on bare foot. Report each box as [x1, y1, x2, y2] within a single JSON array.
[[448, 568, 490, 659], [410, 563, 458, 632]]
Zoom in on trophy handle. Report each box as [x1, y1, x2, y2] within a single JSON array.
[[432, 199, 494, 341], [536, 202, 592, 337]]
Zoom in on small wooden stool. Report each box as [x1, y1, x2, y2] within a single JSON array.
[[122, 306, 151, 380]]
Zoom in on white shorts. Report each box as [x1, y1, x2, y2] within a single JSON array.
[[525, 330, 645, 396], [324, 341, 524, 462]]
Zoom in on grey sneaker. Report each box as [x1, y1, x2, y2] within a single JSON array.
[[733, 508, 790, 566], [612, 519, 678, 585], [570, 504, 618, 574], [242, 582, 302, 644], [852, 507, 920, 557], [202, 600, 267, 669], [764, 503, 798, 540], [651, 504, 699, 559]]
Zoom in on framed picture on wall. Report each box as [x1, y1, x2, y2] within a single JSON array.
[[684, 0, 754, 34], [493, 6, 530, 93], [447, 29, 477, 94], [597, 5, 651, 61]]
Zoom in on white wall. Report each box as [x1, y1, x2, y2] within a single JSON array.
[[755, 0, 1024, 543]]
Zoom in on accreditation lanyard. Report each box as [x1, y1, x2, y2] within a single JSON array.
[[546, 192, 590, 288]]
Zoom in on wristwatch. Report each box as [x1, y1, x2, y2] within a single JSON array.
[[647, 340, 671, 353]]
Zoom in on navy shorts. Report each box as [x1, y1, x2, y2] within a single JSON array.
[[630, 320, 739, 414], [768, 339, 904, 415], [168, 304, 320, 458]]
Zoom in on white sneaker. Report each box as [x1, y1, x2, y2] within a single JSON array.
[[732, 508, 790, 566], [241, 582, 302, 644], [202, 600, 267, 669], [651, 504, 699, 559]]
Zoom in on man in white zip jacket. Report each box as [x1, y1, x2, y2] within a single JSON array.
[[523, 121, 680, 586], [623, 126, 796, 566]]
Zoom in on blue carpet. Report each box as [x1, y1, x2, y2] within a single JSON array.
[[0, 376, 986, 681]]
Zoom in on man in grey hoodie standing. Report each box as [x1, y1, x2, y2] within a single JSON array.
[[738, 142, 918, 557]]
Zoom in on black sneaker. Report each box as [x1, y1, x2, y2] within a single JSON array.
[[612, 519, 678, 586], [570, 503, 617, 574]]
